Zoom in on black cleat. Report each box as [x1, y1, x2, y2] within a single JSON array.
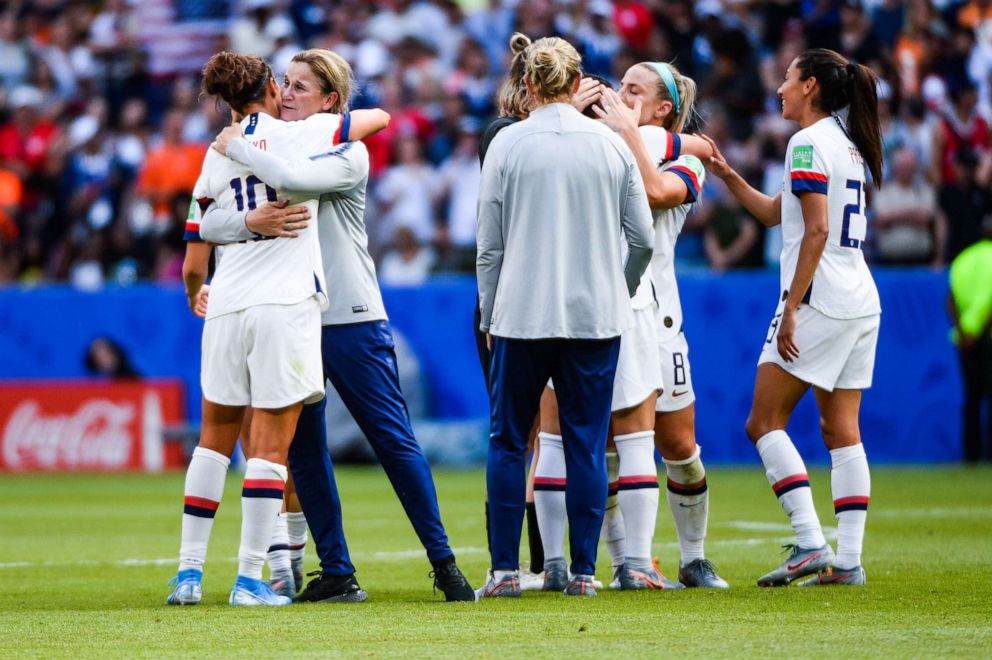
[[430, 556, 476, 602], [294, 571, 368, 603]]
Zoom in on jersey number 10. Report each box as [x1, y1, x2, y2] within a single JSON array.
[[840, 179, 867, 249], [229, 175, 277, 212]]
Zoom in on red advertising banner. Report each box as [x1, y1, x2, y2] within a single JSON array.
[[0, 380, 186, 472]]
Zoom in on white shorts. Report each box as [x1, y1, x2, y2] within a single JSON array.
[[656, 331, 695, 413], [547, 306, 662, 412], [201, 298, 325, 408], [758, 303, 880, 391]]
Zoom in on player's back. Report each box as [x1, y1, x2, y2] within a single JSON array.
[[199, 112, 339, 320], [780, 116, 880, 319]]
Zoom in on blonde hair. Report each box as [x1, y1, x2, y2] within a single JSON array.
[[291, 49, 353, 113], [496, 32, 532, 117], [524, 37, 581, 103], [637, 62, 698, 133]]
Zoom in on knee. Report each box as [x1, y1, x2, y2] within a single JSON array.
[[819, 416, 860, 449], [745, 414, 771, 444], [657, 434, 696, 462]]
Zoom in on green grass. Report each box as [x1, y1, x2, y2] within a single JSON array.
[[1, 466, 991, 658]]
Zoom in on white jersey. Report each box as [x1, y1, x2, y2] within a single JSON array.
[[189, 112, 343, 320], [639, 125, 704, 340], [780, 116, 880, 319]]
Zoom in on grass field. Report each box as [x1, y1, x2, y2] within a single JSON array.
[[1, 466, 991, 658]]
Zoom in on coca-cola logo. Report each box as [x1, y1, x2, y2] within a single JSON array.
[[2, 399, 136, 469]]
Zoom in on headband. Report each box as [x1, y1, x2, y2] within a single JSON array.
[[646, 62, 680, 116]]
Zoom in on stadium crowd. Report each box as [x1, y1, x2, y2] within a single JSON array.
[[0, 0, 990, 288]]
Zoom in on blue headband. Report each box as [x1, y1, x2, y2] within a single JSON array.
[[646, 62, 680, 116]]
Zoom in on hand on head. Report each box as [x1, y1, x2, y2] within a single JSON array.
[[571, 77, 604, 114], [592, 87, 640, 134]]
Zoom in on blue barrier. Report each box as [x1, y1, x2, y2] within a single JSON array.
[[0, 269, 961, 463]]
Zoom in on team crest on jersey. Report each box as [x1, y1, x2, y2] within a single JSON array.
[[792, 145, 814, 169]]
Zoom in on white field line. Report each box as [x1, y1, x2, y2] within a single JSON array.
[[0, 533, 837, 570]]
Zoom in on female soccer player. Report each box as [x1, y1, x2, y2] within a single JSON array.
[[170, 54, 394, 606], [167, 50, 364, 607], [476, 36, 654, 598], [535, 63, 728, 591], [202, 49, 475, 602], [704, 48, 883, 586]]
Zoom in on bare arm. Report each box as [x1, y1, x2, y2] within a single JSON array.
[[348, 108, 391, 140], [593, 88, 711, 210], [700, 134, 782, 227], [777, 192, 829, 362], [182, 242, 212, 318]]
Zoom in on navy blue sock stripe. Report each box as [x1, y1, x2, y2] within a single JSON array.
[[532, 483, 567, 492], [773, 479, 810, 497], [616, 481, 660, 491], [242, 487, 285, 499], [667, 482, 708, 496], [835, 502, 869, 514], [267, 543, 291, 553], [183, 504, 218, 518]]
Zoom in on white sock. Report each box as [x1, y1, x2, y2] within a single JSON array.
[[238, 458, 288, 580], [615, 431, 659, 566], [830, 444, 870, 570], [178, 447, 230, 572], [533, 432, 567, 563], [602, 450, 626, 569], [286, 511, 308, 566], [663, 445, 708, 565], [266, 511, 291, 576], [756, 430, 826, 549]]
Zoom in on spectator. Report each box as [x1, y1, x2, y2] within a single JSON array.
[[0, 11, 30, 90], [84, 335, 140, 379], [702, 180, 763, 271], [379, 226, 436, 287], [375, 134, 437, 248], [433, 117, 482, 270], [931, 79, 990, 185], [939, 148, 991, 261], [135, 110, 205, 229], [873, 147, 945, 265]]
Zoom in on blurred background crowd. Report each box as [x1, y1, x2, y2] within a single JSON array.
[[0, 0, 990, 289]]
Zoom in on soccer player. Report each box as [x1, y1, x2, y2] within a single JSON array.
[[476, 37, 654, 598], [201, 49, 475, 602], [592, 63, 730, 589], [703, 48, 883, 586], [167, 51, 354, 607]]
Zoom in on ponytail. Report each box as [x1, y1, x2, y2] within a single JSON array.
[[796, 48, 884, 188], [845, 61, 883, 187]]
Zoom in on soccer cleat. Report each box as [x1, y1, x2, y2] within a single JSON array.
[[166, 569, 202, 605], [563, 574, 597, 597], [229, 575, 293, 606], [757, 543, 835, 587], [542, 557, 568, 592], [269, 570, 296, 599], [679, 559, 730, 589], [475, 571, 521, 599], [294, 571, 368, 603], [429, 557, 476, 602], [618, 558, 685, 590], [519, 570, 546, 591], [797, 565, 866, 586]]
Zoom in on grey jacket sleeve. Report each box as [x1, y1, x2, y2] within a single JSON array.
[[620, 159, 654, 296], [199, 202, 252, 245], [226, 138, 368, 194], [475, 150, 505, 334]]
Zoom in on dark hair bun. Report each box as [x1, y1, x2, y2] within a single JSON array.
[[509, 32, 532, 57]]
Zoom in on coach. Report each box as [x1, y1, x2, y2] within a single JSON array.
[[476, 36, 655, 597]]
